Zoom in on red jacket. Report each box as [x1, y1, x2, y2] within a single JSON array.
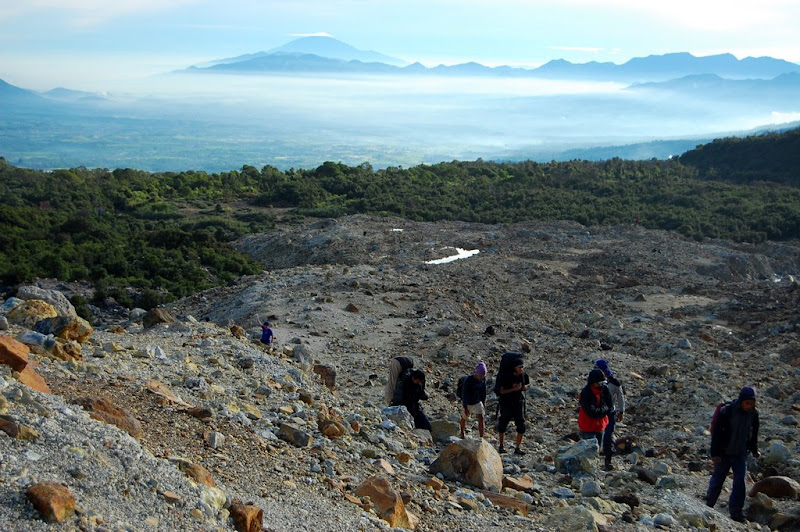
[[578, 385, 612, 433]]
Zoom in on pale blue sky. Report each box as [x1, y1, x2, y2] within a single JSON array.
[[2, 0, 799, 90]]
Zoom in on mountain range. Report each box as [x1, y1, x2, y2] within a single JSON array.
[[183, 36, 800, 82], [3, 36, 800, 172]]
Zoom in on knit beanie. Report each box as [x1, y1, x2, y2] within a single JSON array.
[[738, 386, 756, 401], [593, 359, 614, 377], [475, 362, 487, 376]]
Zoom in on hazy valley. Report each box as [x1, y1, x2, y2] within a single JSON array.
[[2, 37, 799, 172]]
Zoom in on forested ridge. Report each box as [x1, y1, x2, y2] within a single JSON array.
[[1, 127, 798, 310]]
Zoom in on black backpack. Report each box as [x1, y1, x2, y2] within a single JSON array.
[[391, 367, 413, 405], [456, 375, 468, 399], [492, 352, 523, 396]]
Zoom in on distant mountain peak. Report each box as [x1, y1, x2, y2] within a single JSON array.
[[266, 35, 407, 66]]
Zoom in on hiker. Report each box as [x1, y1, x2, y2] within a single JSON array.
[[459, 362, 488, 439], [578, 368, 614, 465], [594, 359, 625, 470], [392, 368, 432, 431], [385, 356, 414, 406], [257, 316, 274, 346], [705, 386, 760, 523], [497, 358, 529, 455]]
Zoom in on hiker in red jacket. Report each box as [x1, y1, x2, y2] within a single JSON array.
[[578, 369, 614, 462]]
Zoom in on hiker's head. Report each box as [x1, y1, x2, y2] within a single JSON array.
[[739, 386, 756, 410], [475, 362, 487, 380], [593, 359, 614, 377], [410, 369, 425, 385], [512, 360, 524, 374], [588, 369, 607, 389]]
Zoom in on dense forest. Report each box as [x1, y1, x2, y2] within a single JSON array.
[[1, 127, 798, 311]]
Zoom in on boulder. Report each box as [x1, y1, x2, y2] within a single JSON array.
[[278, 422, 313, 447], [142, 308, 176, 329], [355, 475, 417, 529], [73, 397, 142, 439], [749, 476, 800, 499], [16, 366, 51, 394], [230, 503, 263, 532], [7, 300, 58, 328], [33, 315, 93, 343], [555, 438, 598, 474], [313, 364, 337, 389], [429, 438, 503, 491], [16, 286, 76, 316], [429, 418, 460, 442], [26, 482, 76, 523], [0, 335, 30, 371]]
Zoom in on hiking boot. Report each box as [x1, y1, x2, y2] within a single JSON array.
[[730, 514, 745, 523], [498, 445, 506, 454], [514, 448, 526, 456], [603, 461, 614, 471]]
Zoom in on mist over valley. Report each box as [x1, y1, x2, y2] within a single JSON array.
[[2, 37, 800, 172]]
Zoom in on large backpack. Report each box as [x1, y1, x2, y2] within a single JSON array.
[[391, 367, 413, 406], [456, 375, 468, 400], [492, 352, 523, 396], [386, 357, 415, 405], [710, 401, 731, 434]]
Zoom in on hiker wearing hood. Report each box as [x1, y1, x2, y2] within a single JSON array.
[[706, 386, 760, 523], [594, 359, 625, 470], [578, 369, 614, 449]]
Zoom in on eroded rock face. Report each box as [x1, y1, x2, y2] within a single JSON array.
[[429, 438, 503, 491]]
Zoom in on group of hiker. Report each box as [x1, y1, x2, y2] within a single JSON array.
[[385, 353, 761, 523]]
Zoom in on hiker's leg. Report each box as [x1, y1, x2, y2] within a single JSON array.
[[513, 405, 526, 449], [728, 454, 748, 518], [415, 410, 432, 431], [706, 456, 732, 507], [477, 414, 485, 438], [603, 413, 615, 456]]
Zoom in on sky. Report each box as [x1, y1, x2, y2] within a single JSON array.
[[1, 0, 800, 91]]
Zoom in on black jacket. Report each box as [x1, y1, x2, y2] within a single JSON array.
[[710, 399, 759, 457], [579, 384, 614, 418], [392, 369, 428, 416]]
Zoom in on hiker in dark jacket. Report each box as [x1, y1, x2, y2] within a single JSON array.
[[459, 362, 487, 439], [706, 386, 760, 523], [593, 359, 625, 470], [393, 368, 432, 431], [497, 359, 529, 455], [578, 369, 614, 454]]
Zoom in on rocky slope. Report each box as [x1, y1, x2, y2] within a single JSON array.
[[1, 215, 799, 531]]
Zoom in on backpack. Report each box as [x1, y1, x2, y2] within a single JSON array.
[[391, 367, 413, 406], [492, 352, 523, 396], [456, 375, 468, 400], [385, 356, 415, 405], [710, 401, 731, 434]]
